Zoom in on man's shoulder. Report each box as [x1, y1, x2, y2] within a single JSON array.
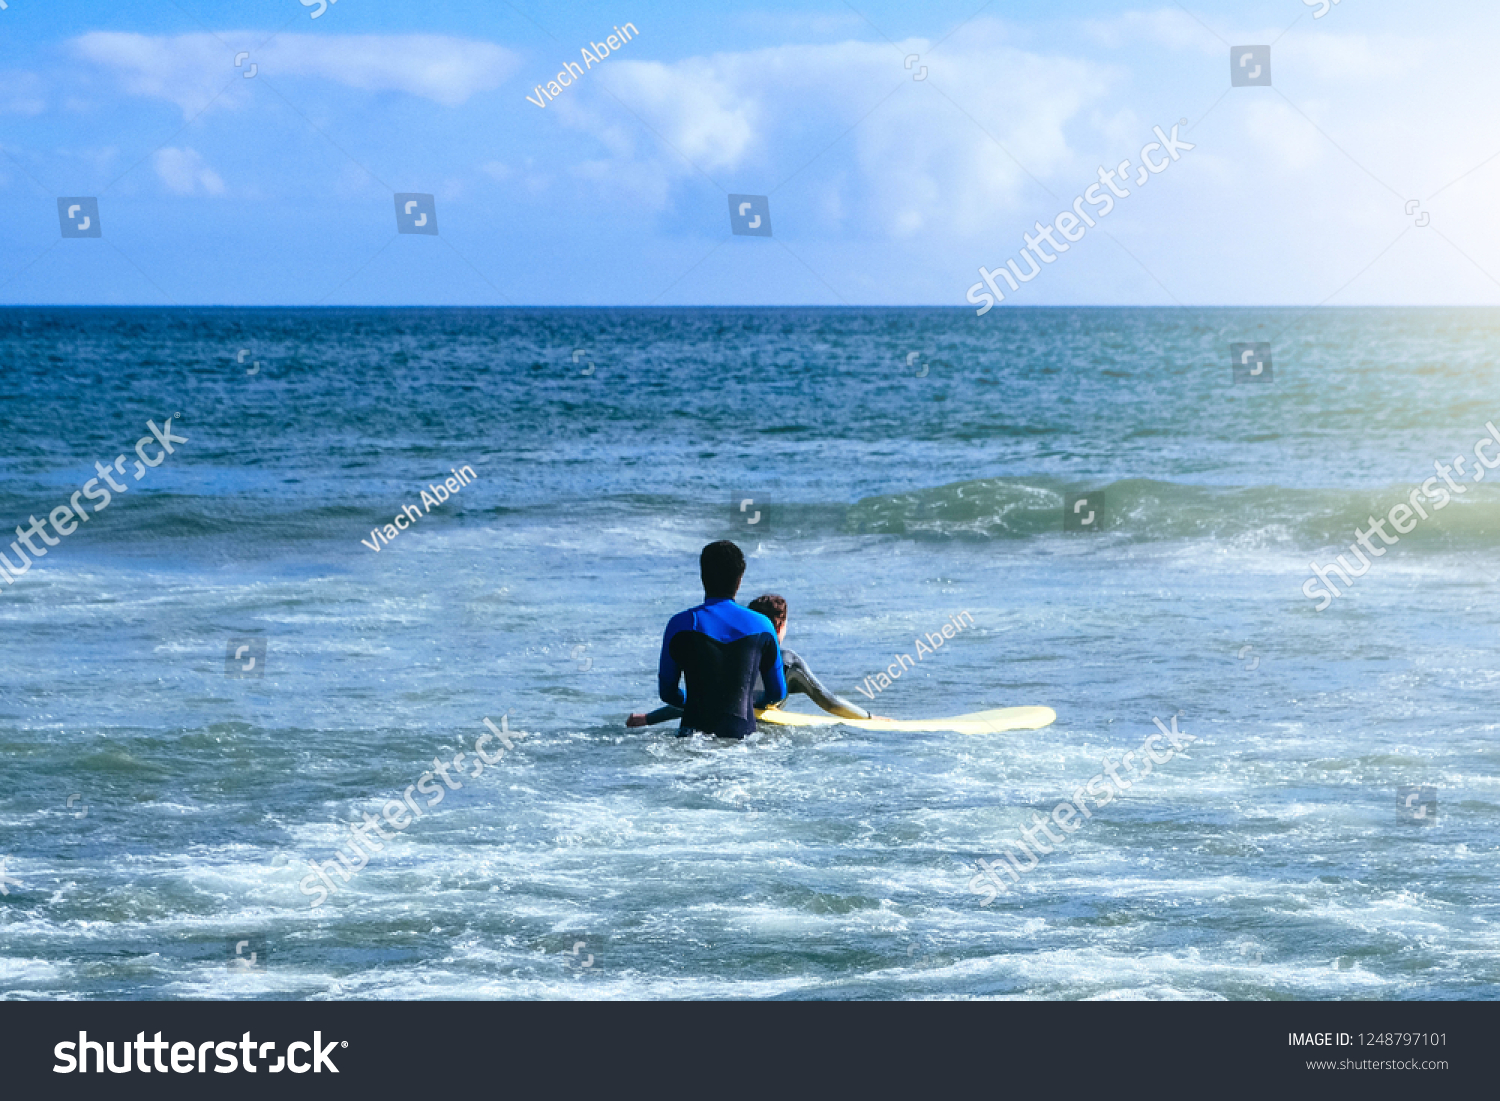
[[664, 601, 777, 642], [737, 606, 778, 633], [663, 605, 701, 634]]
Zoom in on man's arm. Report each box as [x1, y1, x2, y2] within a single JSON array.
[[785, 649, 872, 720], [658, 617, 687, 707], [759, 633, 788, 706]]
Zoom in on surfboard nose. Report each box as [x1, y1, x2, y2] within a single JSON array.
[[755, 705, 1057, 734]]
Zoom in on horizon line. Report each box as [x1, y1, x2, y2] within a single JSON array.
[[1, 303, 1494, 311]]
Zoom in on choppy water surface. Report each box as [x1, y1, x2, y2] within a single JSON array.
[[0, 306, 1497, 999]]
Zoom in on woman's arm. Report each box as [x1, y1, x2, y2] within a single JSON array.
[[783, 649, 873, 721], [626, 704, 684, 728]]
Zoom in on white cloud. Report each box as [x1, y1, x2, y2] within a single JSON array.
[[72, 32, 521, 117], [727, 10, 866, 37], [587, 56, 758, 171], [270, 34, 521, 106], [1081, 9, 1227, 55], [554, 24, 1114, 233], [0, 71, 47, 116], [509, 10, 1500, 305], [153, 147, 226, 196], [34, 6, 1500, 306], [73, 34, 230, 117]]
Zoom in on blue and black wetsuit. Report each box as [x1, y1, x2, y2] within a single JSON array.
[[643, 647, 872, 728], [658, 598, 787, 739]]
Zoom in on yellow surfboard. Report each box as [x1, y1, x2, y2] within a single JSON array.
[[754, 705, 1056, 734]]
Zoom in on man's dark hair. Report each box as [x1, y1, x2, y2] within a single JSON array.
[[700, 540, 746, 597], [747, 593, 787, 630]]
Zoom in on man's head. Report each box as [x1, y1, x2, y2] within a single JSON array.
[[700, 540, 746, 599], [747, 593, 787, 640]]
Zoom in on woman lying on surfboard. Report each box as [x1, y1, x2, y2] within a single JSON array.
[[627, 593, 887, 727]]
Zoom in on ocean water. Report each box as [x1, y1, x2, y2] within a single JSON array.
[[0, 305, 1497, 1000]]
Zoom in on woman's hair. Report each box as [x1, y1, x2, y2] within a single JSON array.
[[747, 593, 787, 630]]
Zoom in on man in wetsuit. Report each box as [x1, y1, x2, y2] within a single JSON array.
[[650, 540, 787, 739], [628, 590, 885, 729]]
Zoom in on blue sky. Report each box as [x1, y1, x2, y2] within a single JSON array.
[[2, 0, 1499, 306]]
